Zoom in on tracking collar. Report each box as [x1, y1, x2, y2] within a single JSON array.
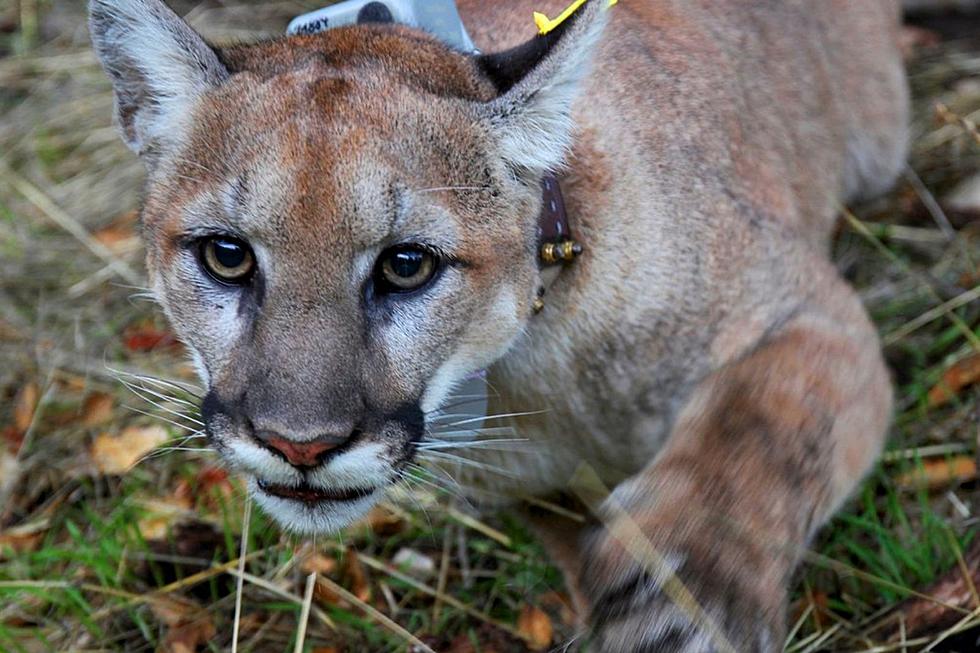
[[289, 0, 582, 311]]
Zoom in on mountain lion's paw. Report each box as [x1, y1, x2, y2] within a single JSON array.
[[580, 520, 783, 652]]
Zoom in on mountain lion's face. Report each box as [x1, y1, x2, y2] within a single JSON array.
[[90, 0, 604, 532], [146, 67, 540, 532]]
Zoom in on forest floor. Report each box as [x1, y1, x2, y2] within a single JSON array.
[[1, 2, 980, 651]]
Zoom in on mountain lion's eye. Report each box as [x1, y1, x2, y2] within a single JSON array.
[[375, 246, 438, 294], [200, 237, 255, 284]]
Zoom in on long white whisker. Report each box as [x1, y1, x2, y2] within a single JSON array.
[[121, 405, 203, 434], [118, 381, 204, 427], [426, 427, 518, 439], [108, 367, 203, 398], [441, 409, 547, 428], [122, 379, 200, 410], [417, 451, 517, 478], [407, 462, 465, 495], [418, 438, 529, 452]]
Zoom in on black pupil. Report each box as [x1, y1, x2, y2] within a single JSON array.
[[390, 250, 423, 278], [213, 240, 246, 269]]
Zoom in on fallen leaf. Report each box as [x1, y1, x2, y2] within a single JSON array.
[[895, 456, 977, 490], [12, 382, 38, 433], [312, 647, 341, 653], [150, 596, 200, 627], [122, 323, 181, 353], [136, 497, 194, 540], [928, 353, 980, 408], [161, 615, 216, 653], [0, 525, 45, 556], [313, 578, 345, 607], [343, 546, 371, 603], [517, 605, 553, 651], [93, 210, 140, 253], [91, 425, 169, 474], [364, 505, 405, 536], [301, 552, 337, 576], [80, 393, 115, 427], [1, 426, 22, 454]]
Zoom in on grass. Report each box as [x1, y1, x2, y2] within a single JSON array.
[[1, 2, 979, 652]]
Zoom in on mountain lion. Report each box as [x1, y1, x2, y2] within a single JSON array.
[[89, 0, 908, 649]]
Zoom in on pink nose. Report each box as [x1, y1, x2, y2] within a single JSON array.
[[257, 433, 345, 467]]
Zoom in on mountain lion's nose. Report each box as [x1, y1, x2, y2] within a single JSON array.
[[254, 431, 351, 467]]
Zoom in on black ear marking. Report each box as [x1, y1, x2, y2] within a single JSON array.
[[358, 2, 394, 24], [475, 8, 582, 94]]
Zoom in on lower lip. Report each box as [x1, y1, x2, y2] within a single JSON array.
[[257, 480, 375, 504]]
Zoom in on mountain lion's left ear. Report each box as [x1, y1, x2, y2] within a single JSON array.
[[476, 0, 610, 174]]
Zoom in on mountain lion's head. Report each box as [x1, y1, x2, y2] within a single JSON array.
[[89, 0, 607, 533]]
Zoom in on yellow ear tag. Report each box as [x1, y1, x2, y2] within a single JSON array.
[[533, 0, 618, 36]]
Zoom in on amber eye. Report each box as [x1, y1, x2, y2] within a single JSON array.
[[200, 237, 255, 284], [375, 246, 438, 294]]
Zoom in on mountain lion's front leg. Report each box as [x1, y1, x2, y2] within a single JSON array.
[[579, 287, 891, 652]]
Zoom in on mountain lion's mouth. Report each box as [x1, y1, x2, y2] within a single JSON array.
[[256, 480, 376, 504]]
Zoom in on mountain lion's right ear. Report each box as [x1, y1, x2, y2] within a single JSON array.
[[89, 0, 228, 156]]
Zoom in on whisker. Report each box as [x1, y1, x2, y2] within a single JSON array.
[[417, 451, 517, 478], [119, 377, 202, 413], [117, 380, 204, 427], [440, 409, 547, 428], [426, 426, 518, 439], [108, 367, 204, 398], [134, 446, 215, 466], [417, 438, 529, 452], [121, 404, 203, 434]]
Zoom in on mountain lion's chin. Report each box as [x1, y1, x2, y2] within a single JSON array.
[[246, 476, 382, 535]]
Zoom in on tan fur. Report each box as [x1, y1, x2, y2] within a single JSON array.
[[91, 0, 908, 649]]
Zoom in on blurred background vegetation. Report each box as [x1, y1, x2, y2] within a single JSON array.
[[1, 1, 980, 651]]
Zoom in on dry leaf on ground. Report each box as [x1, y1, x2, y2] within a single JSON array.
[[12, 382, 38, 433], [161, 616, 216, 653], [151, 595, 216, 653], [928, 353, 980, 408], [894, 456, 977, 490], [93, 210, 139, 253], [80, 392, 115, 427], [122, 323, 181, 353], [0, 522, 47, 556], [301, 552, 337, 576], [516, 605, 553, 651], [136, 497, 195, 540], [90, 425, 169, 474], [343, 546, 372, 603]]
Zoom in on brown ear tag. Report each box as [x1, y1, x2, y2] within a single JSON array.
[[535, 175, 581, 313]]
